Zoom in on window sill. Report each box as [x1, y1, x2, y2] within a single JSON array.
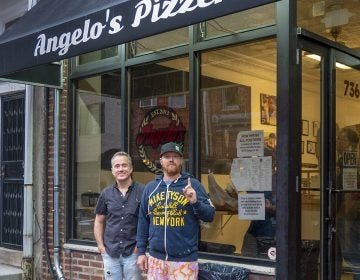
[[63, 243, 99, 254]]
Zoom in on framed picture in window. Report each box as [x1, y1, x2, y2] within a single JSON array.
[[307, 141, 317, 154], [302, 120, 309, 136], [260, 93, 277, 126], [313, 121, 320, 137]]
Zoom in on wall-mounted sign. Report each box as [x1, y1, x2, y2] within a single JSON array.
[[136, 106, 186, 174]]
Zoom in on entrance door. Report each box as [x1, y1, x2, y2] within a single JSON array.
[[332, 51, 360, 279], [300, 43, 360, 280], [0, 93, 25, 249]]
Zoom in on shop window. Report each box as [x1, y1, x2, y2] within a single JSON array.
[[72, 71, 121, 240], [200, 39, 277, 261], [128, 28, 188, 57], [202, 4, 275, 39], [77, 46, 119, 65], [129, 57, 189, 179], [297, 0, 360, 51]]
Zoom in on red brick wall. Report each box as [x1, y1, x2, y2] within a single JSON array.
[[63, 251, 103, 279]]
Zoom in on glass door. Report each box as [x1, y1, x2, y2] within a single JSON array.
[[333, 51, 360, 280], [301, 47, 323, 280], [301, 44, 360, 280]]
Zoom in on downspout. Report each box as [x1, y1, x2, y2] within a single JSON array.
[[53, 88, 65, 279], [22, 85, 34, 279], [43, 89, 56, 279]]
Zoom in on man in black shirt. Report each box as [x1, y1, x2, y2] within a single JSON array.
[[94, 151, 145, 280]]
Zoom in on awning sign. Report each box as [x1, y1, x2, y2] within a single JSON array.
[[0, 0, 279, 76]]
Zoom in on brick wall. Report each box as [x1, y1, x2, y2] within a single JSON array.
[[63, 251, 103, 279]]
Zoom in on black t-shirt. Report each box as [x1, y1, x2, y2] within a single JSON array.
[[95, 181, 145, 258]]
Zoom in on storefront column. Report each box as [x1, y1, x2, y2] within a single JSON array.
[[276, 0, 301, 279]]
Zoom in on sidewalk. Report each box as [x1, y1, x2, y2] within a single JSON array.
[[0, 264, 22, 280]]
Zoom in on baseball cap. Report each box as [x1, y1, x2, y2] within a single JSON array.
[[160, 142, 183, 157]]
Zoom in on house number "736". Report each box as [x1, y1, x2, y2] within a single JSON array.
[[344, 80, 360, 98]]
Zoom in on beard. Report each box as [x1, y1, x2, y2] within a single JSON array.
[[162, 163, 182, 177]]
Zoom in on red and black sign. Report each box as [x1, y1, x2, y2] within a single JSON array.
[[136, 106, 186, 174]]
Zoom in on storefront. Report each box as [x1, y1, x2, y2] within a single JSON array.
[[0, 0, 359, 279]]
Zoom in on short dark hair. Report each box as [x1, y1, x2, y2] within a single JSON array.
[[342, 128, 359, 145], [111, 151, 133, 167]]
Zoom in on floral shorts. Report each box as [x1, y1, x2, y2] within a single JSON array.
[[146, 255, 198, 280]]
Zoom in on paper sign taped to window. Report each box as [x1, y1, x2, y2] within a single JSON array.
[[239, 193, 265, 220], [342, 168, 357, 190], [236, 130, 264, 158], [230, 157, 272, 191]]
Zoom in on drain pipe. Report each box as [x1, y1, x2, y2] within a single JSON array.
[[22, 85, 34, 279], [53, 88, 65, 280]]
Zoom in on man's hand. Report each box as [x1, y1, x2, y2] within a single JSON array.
[[97, 245, 106, 255], [137, 254, 148, 272], [183, 178, 197, 204]]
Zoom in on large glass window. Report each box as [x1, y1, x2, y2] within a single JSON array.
[[297, 0, 360, 50], [200, 39, 277, 260], [129, 28, 188, 57], [77, 46, 119, 65], [73, 71, 121, 240], [128, 57, 190, 184]]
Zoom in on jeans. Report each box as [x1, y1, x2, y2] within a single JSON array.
[[102, 252, 142, 280]]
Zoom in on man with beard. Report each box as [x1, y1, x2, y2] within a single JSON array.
[[136, 142, 215, 280], [94, 151, 144, 280]]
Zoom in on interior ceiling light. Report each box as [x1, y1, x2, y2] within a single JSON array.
[[305, 53, 351, 70]]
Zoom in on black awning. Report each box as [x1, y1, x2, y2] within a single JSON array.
[[0, 0, 277, 79]]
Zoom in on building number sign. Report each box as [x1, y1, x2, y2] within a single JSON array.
[[344, 79, 360, 98]]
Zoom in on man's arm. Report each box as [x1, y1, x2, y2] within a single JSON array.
[[136, 189, 150, 272], [94, 214, 106, 254]]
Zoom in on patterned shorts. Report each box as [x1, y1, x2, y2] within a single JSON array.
[[146, 255, 198, 280]]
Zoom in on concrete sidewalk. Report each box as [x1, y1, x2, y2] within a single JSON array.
[[0, 264, 22, 280]]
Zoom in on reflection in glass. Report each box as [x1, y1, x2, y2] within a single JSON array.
[[129, 57, 190, 183], [335, 62, 360, 278], [203, 4, 275, 39], [129, 28, 188, 57], [77, 47, 119, 65], [73, 71, 121, 240]]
